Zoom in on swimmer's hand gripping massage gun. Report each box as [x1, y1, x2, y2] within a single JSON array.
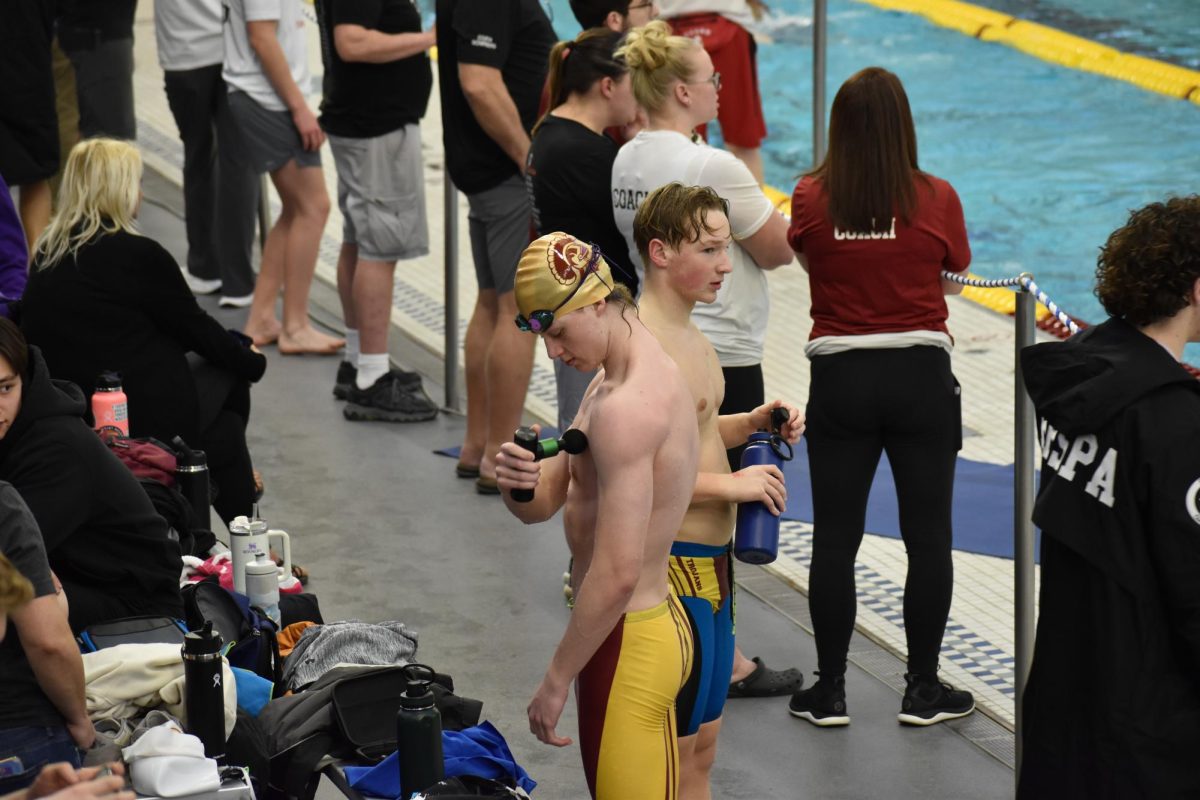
[[511, 427, 589, 503]]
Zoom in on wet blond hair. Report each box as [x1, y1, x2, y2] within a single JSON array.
[[633, 182, 728, 263], [616, 20, 700, 113], [0, 554, 34, 614], [34, 138, 143, 269]]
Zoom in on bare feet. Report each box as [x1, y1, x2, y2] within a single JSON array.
[[278, 326, 345, 356], [245, 319, 282, 347]]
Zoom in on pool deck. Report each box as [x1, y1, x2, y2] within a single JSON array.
[[129, 0, 1048, 760]]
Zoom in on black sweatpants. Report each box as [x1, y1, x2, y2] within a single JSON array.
[[164, 64, 259, 297], [805, 346, 961, 677]]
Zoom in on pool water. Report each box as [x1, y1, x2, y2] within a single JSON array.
[[535, 0, 1200, 363]]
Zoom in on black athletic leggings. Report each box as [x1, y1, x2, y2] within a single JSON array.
[[805, 346, 961, 677], [720, 364, 764, 471], [189, 355, 255, 525]]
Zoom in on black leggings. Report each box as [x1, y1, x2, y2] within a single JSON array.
[[720, 363, 764, 472], [805, 346, 961, 677], [189, 356, 255, 525]]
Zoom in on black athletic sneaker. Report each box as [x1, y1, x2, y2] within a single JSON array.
[[788, 674, 849, 727], [333, 361, 356, 399], [897, 673, 975, 726], [343, 370, 439, 422], [335, 362, 421, 400]]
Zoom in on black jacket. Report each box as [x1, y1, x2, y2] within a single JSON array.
[[21, 231, 266, 444], [1018, 318, 1200, 799], [0, 347, 183, 633]]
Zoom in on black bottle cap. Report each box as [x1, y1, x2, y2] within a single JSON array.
[[95, 371, 123, 391], [400, 680, 434, 709], [183, 620, 223, 655]]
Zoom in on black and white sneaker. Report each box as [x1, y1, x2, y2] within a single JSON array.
[[333, 361, 356, 399], [897, 673, 975, 726], [788, 674, 849, 727], [343, 370, 438, 422]]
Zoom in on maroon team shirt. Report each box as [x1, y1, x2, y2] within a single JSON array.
[[788, 174, 971, 340]]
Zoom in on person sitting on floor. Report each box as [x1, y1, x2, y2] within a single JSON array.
[[0, 497, 95, 790], [0, 318, 184, 633], [19, 138, 268, 526]]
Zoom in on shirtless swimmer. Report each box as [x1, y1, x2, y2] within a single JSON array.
[[634, 182, 804, 800], [495, 232, 700, 800]]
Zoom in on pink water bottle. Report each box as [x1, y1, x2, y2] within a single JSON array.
[[92, 371, 129, 438]]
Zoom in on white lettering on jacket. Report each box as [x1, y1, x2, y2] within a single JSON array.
[[1186, 478, 1200, 525], [470, 34, 497, 50], [834, 218, 896, 241], [1039, 419, 1117, 508]]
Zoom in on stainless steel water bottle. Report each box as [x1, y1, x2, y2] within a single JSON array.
[[182, 621, 225, 761], [397, 678, 444, 798]]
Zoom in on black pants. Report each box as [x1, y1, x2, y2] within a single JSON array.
[[164, 65, 259, 297], [189, 355, 256, 525], [59, 32, 136, 140], [720, 363, 764, 472], [805, 346, 961, 677]]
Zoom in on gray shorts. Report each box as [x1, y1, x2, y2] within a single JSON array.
[[328, 125, 428, 262], [466, 175, 530, 294], [227, 90, 321, 174]]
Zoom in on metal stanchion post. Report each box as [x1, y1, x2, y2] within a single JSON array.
[[443, 178, 460, 412], [1013, 285, 1037, 779], [812, 0, 827, 166], [257, 175, 270, 252]]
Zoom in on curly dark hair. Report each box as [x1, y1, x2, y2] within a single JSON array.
[[1095, 195, 1200, 327]]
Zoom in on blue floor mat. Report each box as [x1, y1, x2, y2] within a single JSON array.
[[781, 446, 1038, 561]]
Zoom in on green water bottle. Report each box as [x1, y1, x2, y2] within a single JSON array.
[[397, 679, 444, 798]]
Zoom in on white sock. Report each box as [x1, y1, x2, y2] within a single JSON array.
[[344, 329, 360, 365], [356, 352, 389, 389]]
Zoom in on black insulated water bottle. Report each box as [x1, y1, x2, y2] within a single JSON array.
[[172, 436, 211, 550], [182, 621, 225, 761], [397, 678, 444, 798]]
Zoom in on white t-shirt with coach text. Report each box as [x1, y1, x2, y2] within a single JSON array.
[[156, 0, 224, 71], [222, 0, 311, 112], [612, 129, 775, 367]]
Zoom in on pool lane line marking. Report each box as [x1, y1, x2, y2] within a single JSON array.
[[853, 0, 1200, 106]]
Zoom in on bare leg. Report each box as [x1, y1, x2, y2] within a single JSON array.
[[678, 718, 722, 800], [478, 290, 534, 480], [729, 646, 756, 682], [459, 289, 498, 471], [17, 181, 52, 254], [268, 160, 342, 355], [352, 256, 397, 355], [335, 241, 358, 330], [726, 144, 765, 186], [243, 203, 286, 346]]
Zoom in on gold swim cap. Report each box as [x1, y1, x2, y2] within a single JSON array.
[[514, 233, 614, 331]]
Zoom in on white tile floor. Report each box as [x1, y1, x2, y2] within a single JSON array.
[[132, 0, 1049, 730]]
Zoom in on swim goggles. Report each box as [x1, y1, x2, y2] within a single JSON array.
[[514, 243, 612, 333]]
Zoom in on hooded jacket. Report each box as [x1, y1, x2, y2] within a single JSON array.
[[0, 347, 183, 633], [1017, 317, 1200, 799]]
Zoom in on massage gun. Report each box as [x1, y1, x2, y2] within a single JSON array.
[[510, 427, 589, 503]]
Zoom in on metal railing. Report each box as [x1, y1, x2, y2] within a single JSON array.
[[941, 269, 1080, 777]]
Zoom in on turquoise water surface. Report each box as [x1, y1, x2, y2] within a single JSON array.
[[539, 0, 1200, 363]]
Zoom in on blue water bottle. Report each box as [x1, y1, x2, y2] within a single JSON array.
[[734, 408, 794, 565]]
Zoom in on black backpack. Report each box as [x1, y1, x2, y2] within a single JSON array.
[[181, 579, 282, 691]]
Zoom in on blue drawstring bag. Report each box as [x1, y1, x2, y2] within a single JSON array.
[[344, 721, 536, 797]]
